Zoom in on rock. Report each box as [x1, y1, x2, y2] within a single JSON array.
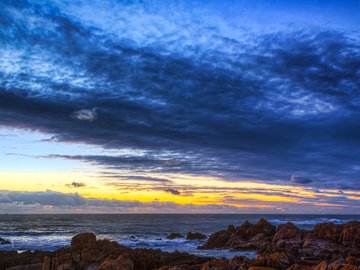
[[272, 222, 302, 253], [97, 253, 134, 270], [345, 256, 360, 266], [200, 219, 275, 251], [248, 267, 277, 270], [6, 263, 43, 270], [302, 234, 343, 261], [313, 258, 360, 270], [71, 232, 96, 248], [0, 237, 11, 245], [198, 229, 231, 249], [313, 260, 328, 270], [312, 223, 343, 243], [166, 233, 185, 240], [0, 251, 49, 270], [285, 264, 301, 270], [252, 252, 293, 270], [338, 221, 360, 247], [270, 252, 293, 269], [199, 256, 249, 270], [338, 265, 359, 270], [186, 232, 207, 240]]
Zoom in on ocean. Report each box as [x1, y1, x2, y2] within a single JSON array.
[[1, 214, 359, 258]]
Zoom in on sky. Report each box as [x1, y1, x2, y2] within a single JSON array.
[[0, 0, 359, 214]]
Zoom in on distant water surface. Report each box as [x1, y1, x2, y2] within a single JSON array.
[[0, 214, 359, 258]]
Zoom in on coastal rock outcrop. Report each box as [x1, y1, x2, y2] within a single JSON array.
[[167, 233, 185, 240], [271, 222, 303, 253], [186, 232, 207, 240], [1, 220, 360, 270], [199, 218, 276, 251]]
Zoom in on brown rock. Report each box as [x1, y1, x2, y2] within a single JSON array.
[[252, 252, 293, 270], [6, 264, 43, 270], [338, 221, 360, 247], [312, 223, 343, 243], [313, 260, 328, 270], [338, 265, 359, 270], [272, 222, 302, 254], [71, 233, 96, 248], [97, 253, 134, 270], [285, 264, 301, 270], [248, 267, 277, 270], [200, 219, 275, 251], [198, 229, 232, 249]]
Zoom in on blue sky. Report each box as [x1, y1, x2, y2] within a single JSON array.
[[0, 0, 359, 213]]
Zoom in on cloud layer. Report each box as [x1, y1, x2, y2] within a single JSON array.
[[0, 0, 359, 212]]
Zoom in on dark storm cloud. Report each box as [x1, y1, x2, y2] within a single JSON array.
[[101, 174, 173, 183], [0, 1, 360, 191], [290, 175, 313, 185]]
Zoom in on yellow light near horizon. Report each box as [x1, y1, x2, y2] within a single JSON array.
[[0, 171, 351, 210]]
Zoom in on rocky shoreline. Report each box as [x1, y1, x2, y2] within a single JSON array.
[[1, 219, 359, 270]]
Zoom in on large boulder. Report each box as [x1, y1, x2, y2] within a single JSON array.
[[272, 222, 302, 253], [71, 232, 97, 248]]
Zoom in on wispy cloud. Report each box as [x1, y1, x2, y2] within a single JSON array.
[[66, 182, 86, 188]]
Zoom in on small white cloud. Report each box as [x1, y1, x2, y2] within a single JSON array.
[[71, 107, 97, 122]]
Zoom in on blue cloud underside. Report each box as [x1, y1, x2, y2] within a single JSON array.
[[0, 0, 359, 194]]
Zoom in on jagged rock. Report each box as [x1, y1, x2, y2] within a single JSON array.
[[272, 222, 302, 254], [97, 253, 134, 270], [166, 233, 185, 240], [198, 228, 232, 249], [199, 219, 275, 251], [312, 223, 343, 243], [313, 260, 328, 270], [186, 232, 207, 240], [3, 220, 360, 270], [338, 221, 360, 247], [252, 252, 293, 270]]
